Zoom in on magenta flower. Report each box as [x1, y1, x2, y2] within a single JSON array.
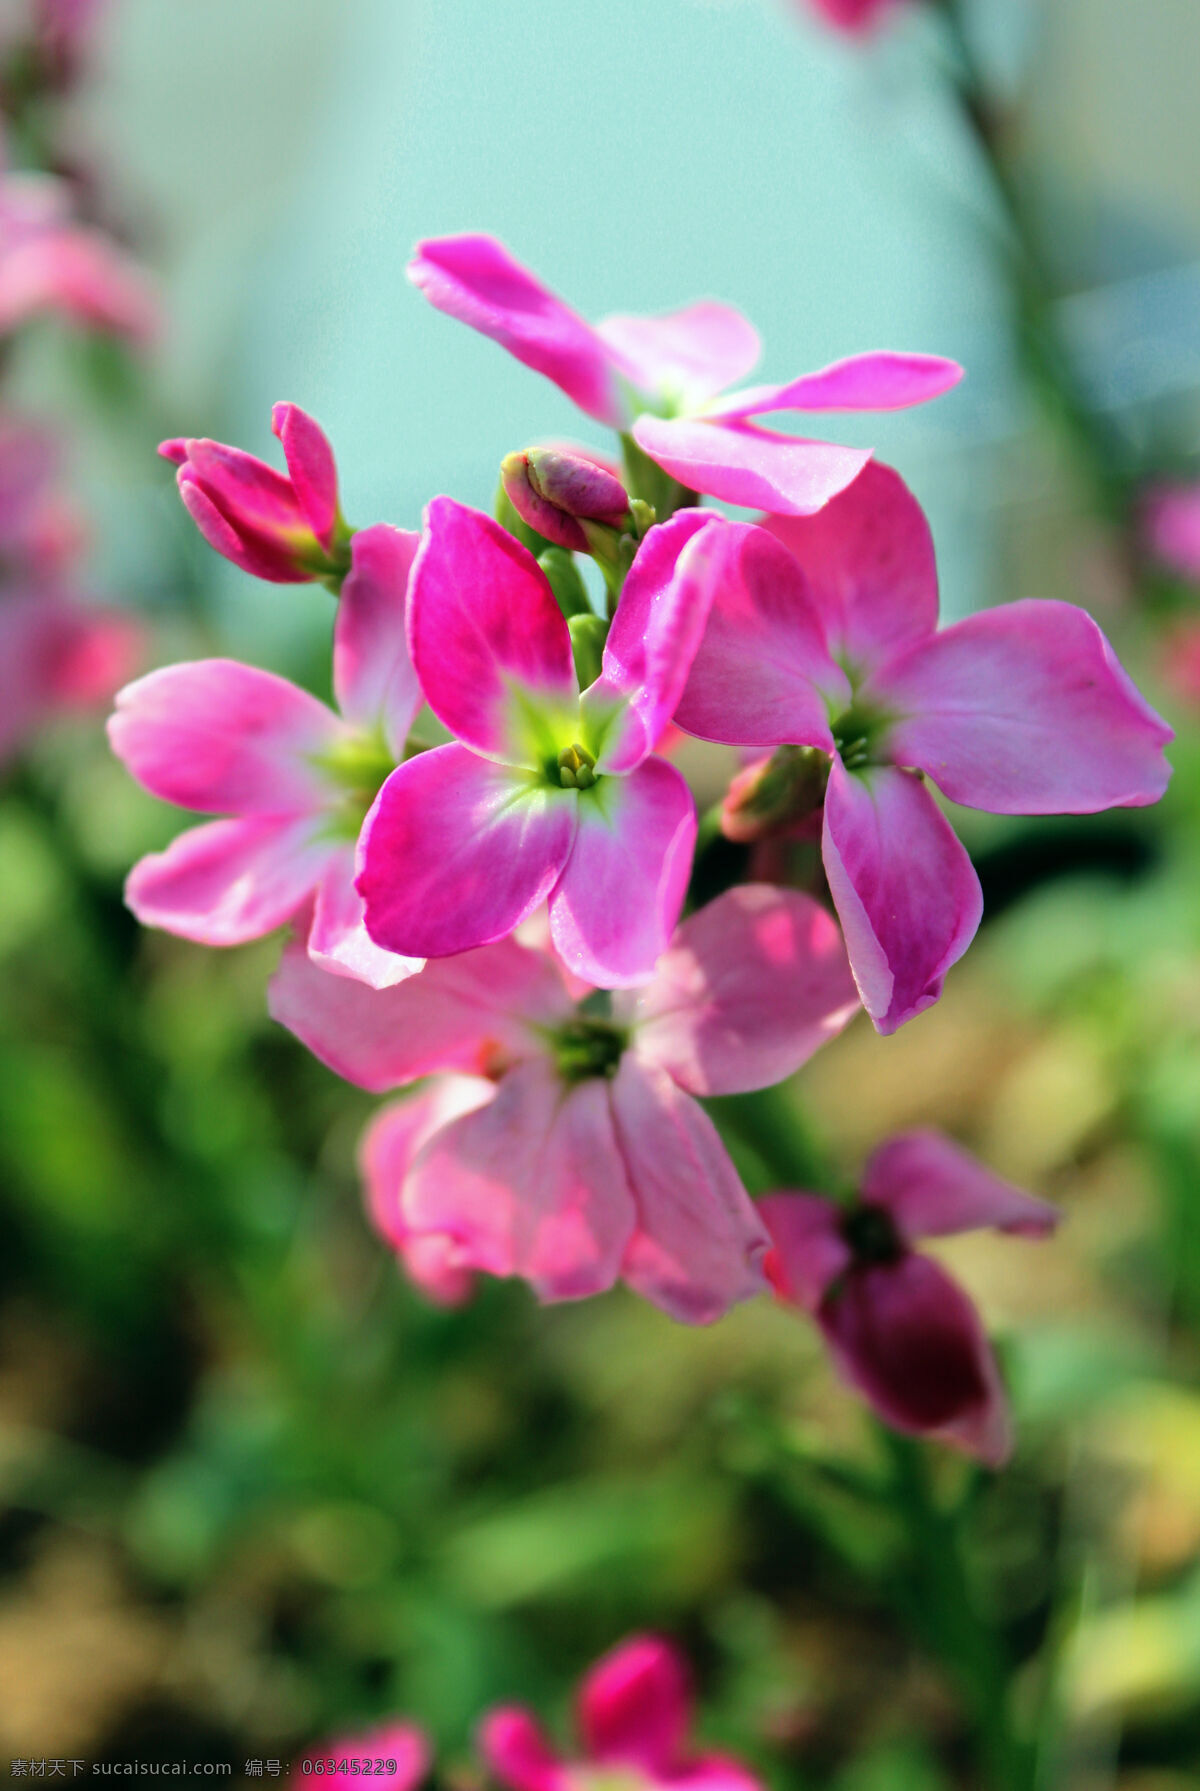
[[408, 234, 961, 516], [271, 884, 859, 1323], [803, 0, 898, 35], [360, 1077, 487, 1307], [299, 1723, 429, 1790], [0, 587, 141, 765], [760, 1132, 1060, 1464], [108, 524, 422, 987], [0, 172, 158, 344], [480, 1634, 762, 1791], [675, 461, 1173, 1032], [1141, 480, 1200, 584], [357, 499, 721, 987], [160, 403, 350, 585]]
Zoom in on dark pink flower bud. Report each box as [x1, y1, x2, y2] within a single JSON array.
[[500, 445, 629, 552], [159, 402, 348, 584]]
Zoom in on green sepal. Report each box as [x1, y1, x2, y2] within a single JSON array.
[[568, 613, 609, 691], [538, 548, 592, 620]]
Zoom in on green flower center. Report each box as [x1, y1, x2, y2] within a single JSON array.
[[557, 741, 597, 790], [313, 730, 397, 838], [552, 1013, 628, 1083]]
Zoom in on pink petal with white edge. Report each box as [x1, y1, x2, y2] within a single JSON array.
[[479, 1709, 566, 1791], [269, 926, 569, 1092], [819, 1255, 1012, 1466], [758, 461, 939, 676], [759, 1193, 853, 1313], [549, 757, 694, 989], [674, 521, 849, 749], [125, 815, 331, 946], [409, 499, 577, 766], [405, 1060, 637, 1302], [582, 510, 720, 774], [632, 415, 871, 517], [869, 599, 1174, 813], [578, 1634, 690, 1771], [627, 885, 859, 1095], [358, 744, 577, 960], [596, 302, 761, 408], [707, 352, 964, 423], [333, 522, 422, 753], [108, 659, 343, 814], [612, 1059, 770, 1324], [862, 1131, 1060, 1242], [271, 402, 339, 550], [821, 760, 982, 1034], [408, 234, 622, 427], [308, 848, 423, 990]]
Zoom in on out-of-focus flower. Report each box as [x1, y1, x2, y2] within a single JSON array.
[[1158, 617, 1200, 712], [357, 499, 721, 988], [481, 1634, 763, 1791], [360, 1078, 487, 1306], [299, 1723, 429, 1790], [0, 414, 86, 579], [801, 0, 898, 37], [1141, 480, 1200, 584], [108, 524, 422, 987], [676, 462, 1173, 1032], [408, 233, 961, 516], [0, 171, 158, 343], [761, 1132, 1060, 1464], [271, 884, 859, 1323], [160, 403, 352, 585], [0, 586, 140, 763], [500, 445, 630, 553]]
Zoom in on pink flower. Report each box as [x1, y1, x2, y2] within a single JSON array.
[[480, 1634, 762, 1791], [803, 0, 897, 36], [760, 1132, 1060, 1464], [0, 588, 141, 764], [299, 1722, 429, 1790], [675, 461, 1173, 1032], [270, 884, 859, 1323], [108, 524, 423, 988], [407, 234, 961, 516], [0, 415, 86, 581], [360, 1078, 487, 1306], [356, 499, 722, 988], [1158, 618, 1200, 712], [1141, 480, 1200, 583], [160, 403, 350, 585], [0, 173, 158, 344]]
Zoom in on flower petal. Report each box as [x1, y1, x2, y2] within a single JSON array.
[[408, 234, 622, 426], [674, 521, 849, 749], [757, 460, 939, 676], [333, 522, 422, 753], [582, 510, 720, 774], [302, 1725, 430, 1791], [632, 415, 871, 517], [125, 815, 330, 945], [612, 1059, 770, 1324], [819, 1256, 1011, 1466], [821, 761, 982, 1034], [596, 302, 760, 408], [108, 659, 343, 814], [405, 1060, 637, 1301], [758, 1193, 853, 1313], [358, 744, 577, 960], [269, 925, 569, 1092], [707, 352, 964, 422], [308, 848, 423, 990], [478, 1710, 566, 1791], [869, 599, 1174, 813], [862, 1131, 1061, 1242], [578, 1635, 691, 1773], [271, 402, 339, 551], [628, 884, 859, 1095], [549, 758, 694, 989], [409, 499, 577, 767]]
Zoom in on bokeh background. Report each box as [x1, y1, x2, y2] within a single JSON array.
[[3, 1, 1200, 1785]]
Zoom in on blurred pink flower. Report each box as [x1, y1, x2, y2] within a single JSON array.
[[1141, 480, 1200, 583], [0, 414, 86, 580], [676, 462, 1173, 1032], [761, 1132, 1060, 1464], [161, 403, 351, 585], [272, 884, 859, 1324], [1158, 617, 1200, 711], [299, 1722, 429, 1790], [0, 172, 158, 343], [481, 1634, 762, 1791], [0, 587, 140, 763], [360, 1078, 487, 1307], [408, 233, 961, 516], [108, 524, 423, 987], [357, 499, 721, 988], [802, 0, 897, 36]]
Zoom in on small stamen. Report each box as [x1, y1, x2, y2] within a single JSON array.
[[558, 741, 596, 790]]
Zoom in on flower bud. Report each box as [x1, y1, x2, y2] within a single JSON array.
[[721, 744, 828, 844], [500, 446, 629, 553]]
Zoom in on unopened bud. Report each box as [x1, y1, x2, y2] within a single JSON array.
[[721, 745, 829, 844], [501, 447, 629, 553]]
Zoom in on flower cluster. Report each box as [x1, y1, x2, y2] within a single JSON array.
[[109, 232, 1172, 1460]]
